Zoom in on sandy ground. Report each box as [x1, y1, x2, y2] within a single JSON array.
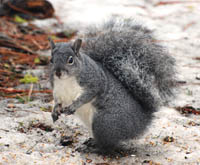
[[0, 0, 200, 164]]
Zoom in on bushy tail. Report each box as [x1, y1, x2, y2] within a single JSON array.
[[80, 17, 176, 112]]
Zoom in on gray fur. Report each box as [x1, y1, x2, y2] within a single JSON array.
[[49, 18, 176, 151], [81, 17, 176, 111]]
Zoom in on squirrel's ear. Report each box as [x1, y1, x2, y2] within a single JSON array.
[[72, 39, 82, 55], [48, 37, 55, 50]]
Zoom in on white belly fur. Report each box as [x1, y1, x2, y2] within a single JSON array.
[[53, 75, 95, 136], [75, 101, 96, 136]]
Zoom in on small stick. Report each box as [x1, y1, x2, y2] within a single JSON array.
[[155, 1, 200, 6], [0, 87, 52, 94], [26, 136, 44, 154], [27, 83, 34, 103]]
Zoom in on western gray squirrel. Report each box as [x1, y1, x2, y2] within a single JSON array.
[[49, 18, 176, 152]]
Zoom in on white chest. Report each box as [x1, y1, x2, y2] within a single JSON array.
[[53, 76, 96, 136], [53, 76, 83, 106]]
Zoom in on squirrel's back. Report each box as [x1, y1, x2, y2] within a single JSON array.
[[80, 17, 176, 113]]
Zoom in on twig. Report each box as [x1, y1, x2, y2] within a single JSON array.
[[7, 2, 39, 17], [183, 21, 196, 31], [54, 15, 63, 25], [175, 106, 200, 115], [0, 38, 36, 55], [193, 57, 200, 61], [152, 38, 186, 43], [27, 83, 34, 103], [0, 87, 52, 94], [31, 39, 44, 50], [0, 69, 13, 75], [155, 1, 200, 6], [26, 136, 44, 154], [4, 108, 39, 114], [123, 4, 147, 9], [0, 47, 37, 57], [0, 128, 9, 132], [0, 48, 38, 65]]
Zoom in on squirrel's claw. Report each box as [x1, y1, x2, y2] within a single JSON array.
[[51, 105, 75, 122], [51, 112, 59, 122]]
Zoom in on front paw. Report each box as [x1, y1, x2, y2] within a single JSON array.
[[63, 105, 76, 115], [51, 104, 62, 122], [51, 112, 59, 122]]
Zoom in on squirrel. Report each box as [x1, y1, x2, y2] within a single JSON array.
[[49, 18, 176, 152]]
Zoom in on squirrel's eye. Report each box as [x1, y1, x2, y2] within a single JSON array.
[[68, 56, 74, 65]]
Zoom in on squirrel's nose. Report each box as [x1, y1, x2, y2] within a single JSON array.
[[55, 69, 61, 78]]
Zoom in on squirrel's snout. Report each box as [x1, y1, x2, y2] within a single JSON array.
[[55, 69, 62, 78]]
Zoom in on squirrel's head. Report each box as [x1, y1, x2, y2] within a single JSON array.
[[49, 38, 82, 79]]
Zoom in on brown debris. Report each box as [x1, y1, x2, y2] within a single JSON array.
[[0, 18, 50, 52], [188, 121, 200, 126], [86, 159, 92, 163], [29, 122, 53, 132], [193, 57, 200, 61], [0, 63, 23, 88], [142, 160, 161, 165], [155, 1, 200, 6], [0, 18, 65, 92], [0, 0, 54, 19], [0, 47, 37, 65], [60, 136, 74, 146], [7, 103, 16, 108], [0, 87, 52, 94], [183, 21, 196, 31], [163, 136, 175, 143], [175, 105, 200, 115], [0, 17, 48, 89], [0, 87, 52, 99]]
